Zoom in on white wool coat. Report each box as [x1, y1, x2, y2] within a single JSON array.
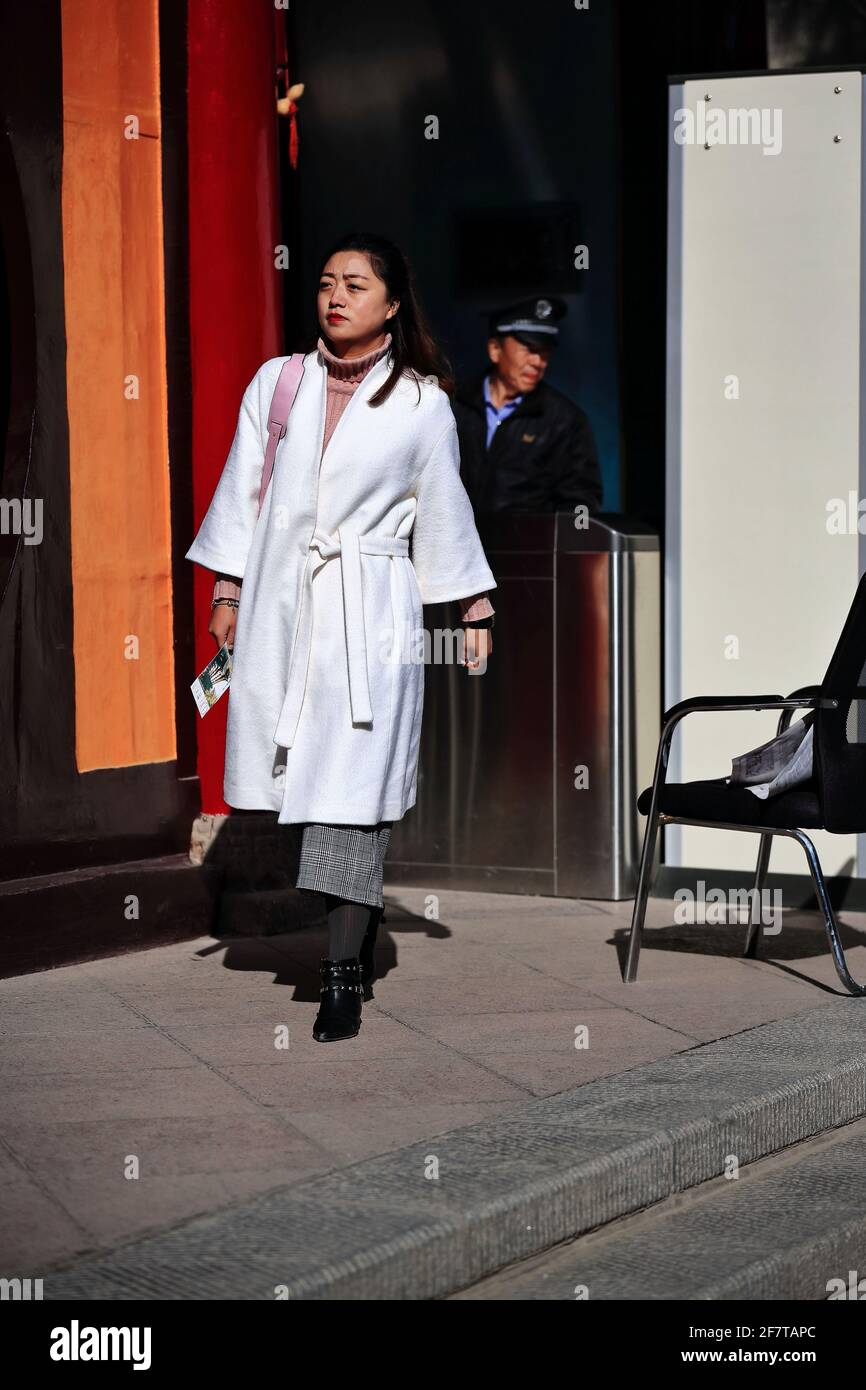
[[186, 347, 497, 825]]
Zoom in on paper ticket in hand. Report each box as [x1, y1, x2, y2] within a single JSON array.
[[191, 642, 233, 717]]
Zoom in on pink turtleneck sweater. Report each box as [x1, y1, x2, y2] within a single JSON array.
[[213, 334, 495, 623]]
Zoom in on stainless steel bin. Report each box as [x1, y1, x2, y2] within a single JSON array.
[[387, 513, 660, 899]]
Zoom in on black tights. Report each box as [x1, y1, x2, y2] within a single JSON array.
[[324, 894, 372, 961]]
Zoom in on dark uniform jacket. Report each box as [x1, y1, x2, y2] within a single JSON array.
[[451, 371, 603, 515]]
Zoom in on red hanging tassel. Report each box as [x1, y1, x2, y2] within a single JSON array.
[[289, 103, 299, 170]]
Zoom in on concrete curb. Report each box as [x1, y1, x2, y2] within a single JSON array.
[[43, 998, 866, 1300], [0, 856, 221, 978], [458, 1121, 866, 1300]]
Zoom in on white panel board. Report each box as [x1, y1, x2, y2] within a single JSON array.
[[667, 71, 863, 876]]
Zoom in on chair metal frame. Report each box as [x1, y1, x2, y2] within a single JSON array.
[[624, 687, 866, 997]]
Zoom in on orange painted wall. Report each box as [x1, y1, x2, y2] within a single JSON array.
[[61, 0, 176, 771]]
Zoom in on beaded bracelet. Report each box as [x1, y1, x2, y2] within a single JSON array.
[[211, 597, 240, 610]]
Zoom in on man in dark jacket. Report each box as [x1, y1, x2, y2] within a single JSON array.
[[452, 296, 603, 515]]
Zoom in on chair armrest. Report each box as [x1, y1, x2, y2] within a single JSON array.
[[786, 684, 866, 701], [772, 689, 841, 735], [663, 695, 838, 725], [643, 695, 840, 805], [640, 693, 841, 822]]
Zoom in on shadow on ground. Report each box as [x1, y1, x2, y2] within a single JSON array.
[[196, 902, 445, 1002], [610, 909, 866, 995]]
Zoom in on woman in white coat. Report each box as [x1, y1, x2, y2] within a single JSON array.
[[186, 231, 497, 1042]]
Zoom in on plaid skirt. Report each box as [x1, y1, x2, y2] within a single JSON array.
[[295, 821, 393, 908]]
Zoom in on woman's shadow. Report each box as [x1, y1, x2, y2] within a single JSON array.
[[197, 811, 449, 1001], [199, 906, 449, 1001]]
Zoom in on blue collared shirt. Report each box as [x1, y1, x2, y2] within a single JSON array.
[[483, 374, 524, 448]]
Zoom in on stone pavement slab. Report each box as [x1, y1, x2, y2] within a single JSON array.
[[1, 887, 864, 1276], [38, 999, 866, 1299]]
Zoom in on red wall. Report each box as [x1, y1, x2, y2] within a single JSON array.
[[187, 0, 284, 813]]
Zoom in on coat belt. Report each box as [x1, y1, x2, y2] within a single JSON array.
[[273, 526, 411, 748]]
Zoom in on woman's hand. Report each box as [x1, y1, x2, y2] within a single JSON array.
[[209, 602, 238, 651], [462, 626, 493, 671], [210, 573, 242, 651]]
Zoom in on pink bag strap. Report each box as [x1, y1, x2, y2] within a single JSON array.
[[257, 354, 306, 515]]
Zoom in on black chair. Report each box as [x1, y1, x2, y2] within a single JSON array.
[[626, 573, 866, 996]]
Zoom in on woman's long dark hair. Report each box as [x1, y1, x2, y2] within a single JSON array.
[[312, 231, 454, 406]]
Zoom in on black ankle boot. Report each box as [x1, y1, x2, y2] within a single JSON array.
[[313, 957, 364, 1042], [359, 907, 386, 1000]]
